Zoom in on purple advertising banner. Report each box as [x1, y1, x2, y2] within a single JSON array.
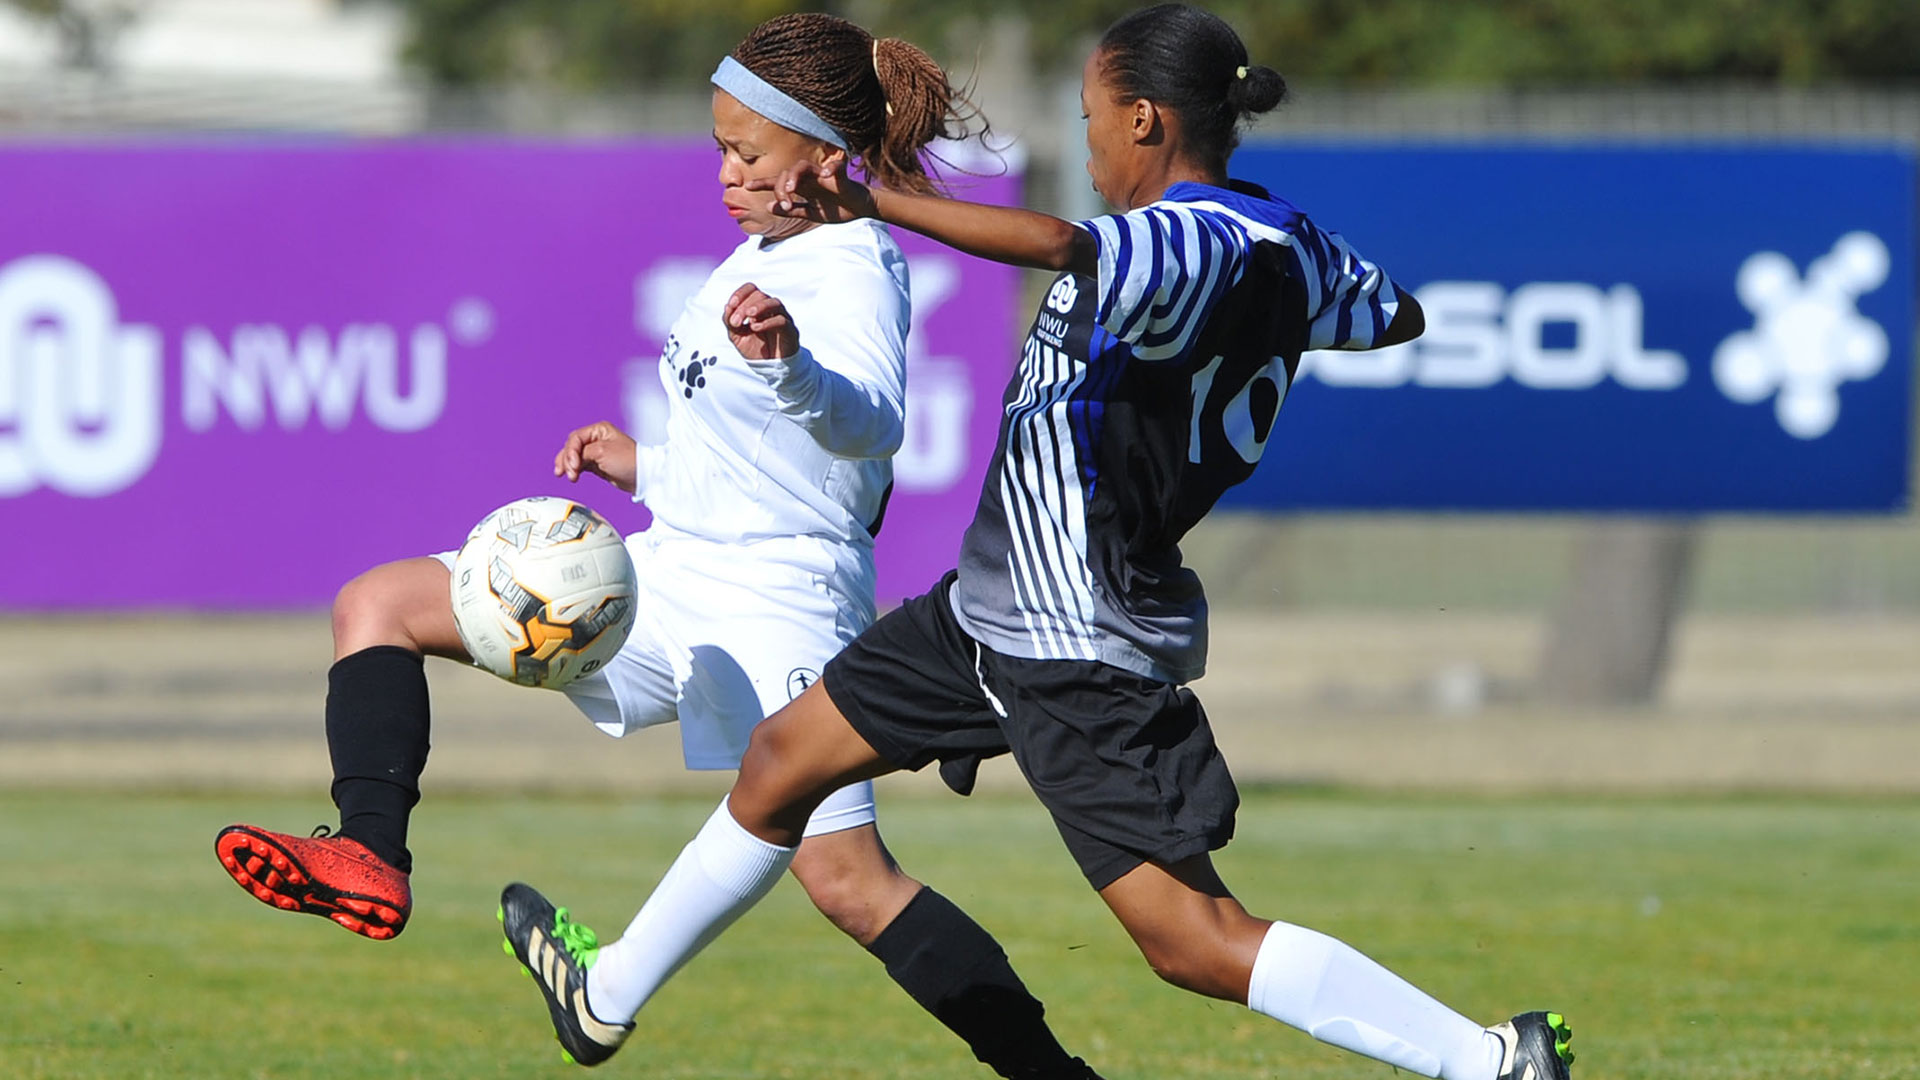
[[0, 142, 1020, 607]]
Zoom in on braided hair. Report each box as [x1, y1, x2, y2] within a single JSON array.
[[730, 13, 980, 195]]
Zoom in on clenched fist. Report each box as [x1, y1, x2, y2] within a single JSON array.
[[723, 283, 800, 361]]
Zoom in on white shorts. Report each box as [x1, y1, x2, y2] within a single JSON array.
[[434, 526, 878, 839]]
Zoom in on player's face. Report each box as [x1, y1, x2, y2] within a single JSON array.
[[712, 89, 837, 241], [1080, 51, 1140, 210]]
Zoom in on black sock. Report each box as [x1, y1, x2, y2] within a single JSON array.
[[325, 645, 430, 874], [867, 887, 1097, 1080]]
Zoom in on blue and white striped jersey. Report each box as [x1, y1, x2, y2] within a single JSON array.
[[949, 180, 1402, 683]]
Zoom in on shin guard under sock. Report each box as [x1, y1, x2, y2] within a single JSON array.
[[867, 887, 1092, 1080], [325, 645, 430, 873], [1247, 920, 1503, 1080], [586, 798, 795, 1021]]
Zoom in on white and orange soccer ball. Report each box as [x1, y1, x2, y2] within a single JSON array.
[[449, 497, 638, 689]]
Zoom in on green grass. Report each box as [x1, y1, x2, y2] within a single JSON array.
[[2, 790, 1915, 1078]]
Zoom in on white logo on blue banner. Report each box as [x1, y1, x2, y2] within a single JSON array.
[[1300, 281, 1685, 391], [1712, 231, 1890, 440], [1216, 145, 1912, 512]]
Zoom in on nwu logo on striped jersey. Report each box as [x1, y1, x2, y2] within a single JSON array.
[[1045, 275, 1080, 314]]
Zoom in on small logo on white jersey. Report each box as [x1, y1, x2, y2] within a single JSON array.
[[786, 667, 819, 700], [1713, 231, 1890, 439], [0, 255, 164, 497], [675, 351, 719, 399], [1045, 276, 1079, 314]]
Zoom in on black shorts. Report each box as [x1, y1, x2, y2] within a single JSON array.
[[822, 571, 1239, 890]]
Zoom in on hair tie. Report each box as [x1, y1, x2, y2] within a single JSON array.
[[873, 39, 894, 117], [1235, 66, 1249, 80]]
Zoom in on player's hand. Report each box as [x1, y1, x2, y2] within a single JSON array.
[[723, 283, 800, 361], [747, 161, 878, 224], [553, 421, 639, 493]]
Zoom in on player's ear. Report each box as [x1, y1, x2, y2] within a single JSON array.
[[1130, 98, 1158, 145], [814, 143, 850, 176]]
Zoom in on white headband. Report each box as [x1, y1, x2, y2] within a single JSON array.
[[711, 56, 848, 150]]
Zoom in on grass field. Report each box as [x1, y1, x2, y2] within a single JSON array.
[[2, 789, 1915, 1079]]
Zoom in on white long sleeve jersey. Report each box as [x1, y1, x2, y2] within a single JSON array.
[[637, 219, 909, 552]]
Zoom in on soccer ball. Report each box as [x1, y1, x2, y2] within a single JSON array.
[[449, 497, 638, 689]]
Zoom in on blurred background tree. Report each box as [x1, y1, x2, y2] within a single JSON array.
[[391, 0, 1920, 88], [2, 0, 147, 71]]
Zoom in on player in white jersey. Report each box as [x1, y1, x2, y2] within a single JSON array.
[[216, 14, 1102, 1078], [498, 6, 1576, 1080]]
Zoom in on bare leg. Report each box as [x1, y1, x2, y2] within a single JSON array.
[[730, 680, 899, 844], [1097, 855, 1270, 1002], [331, 557, 468, 662], [585, 693, 1099, 1077], [583, 683, 896, 1021], [789, 825, 921, 945], [1099, 856, 1503, 1079], [324, 557, 467, 871], [214, 557, 469, 937], [793, 825, 1098, 1079]]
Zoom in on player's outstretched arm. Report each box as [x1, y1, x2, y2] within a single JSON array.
[[553, 422, 640, 493], [752, 163, 1097, 277]]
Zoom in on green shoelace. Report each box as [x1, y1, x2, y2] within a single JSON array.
[[551, 907, 601, 968]]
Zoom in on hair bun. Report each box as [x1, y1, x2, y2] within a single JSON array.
[[1228, 64, 1288, 117]]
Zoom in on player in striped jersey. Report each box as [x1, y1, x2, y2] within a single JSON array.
[[500, 6, 1573, 1080]]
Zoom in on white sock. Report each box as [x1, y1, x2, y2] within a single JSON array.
[[585, 797, 794, 1023], [1247, 920, 1505, 1080]]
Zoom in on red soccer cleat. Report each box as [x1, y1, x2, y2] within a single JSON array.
[[215, 824, 411, 940]]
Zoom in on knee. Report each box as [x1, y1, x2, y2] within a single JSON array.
[[790, 840, 916, 945], [737, 715, 790, 783], [331, 571, 390, 644], [1132, 917, 1262, 1002], [795, 864, 860, 924], [1137, 936, 1223, 996], [792, 856, 880, 938], [332, 565, 431, 659], [736, 719, 793, 809], [733, 718, 815, 842], [738, 711, 836, 803]]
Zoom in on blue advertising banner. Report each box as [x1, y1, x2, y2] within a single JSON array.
[[1226, 145, 1915, 512]]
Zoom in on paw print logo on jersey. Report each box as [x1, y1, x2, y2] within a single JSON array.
[[1712, 232, 1890, 439], [677, 352, 718, 399]]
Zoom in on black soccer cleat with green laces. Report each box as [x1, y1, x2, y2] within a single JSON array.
[[499, 882, 634, 1067], [1488, 1011, 1574, 1080]]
